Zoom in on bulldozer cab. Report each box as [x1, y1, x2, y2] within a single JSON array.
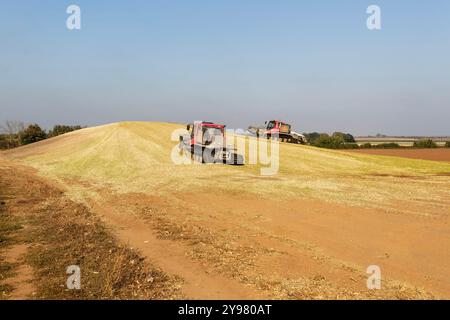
[[181, 121, 244, 165], [192, 122, 225, 147], [202, 127, 224, 146]]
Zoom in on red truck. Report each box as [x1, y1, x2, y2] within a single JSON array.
[[248, 120, 306, 144]]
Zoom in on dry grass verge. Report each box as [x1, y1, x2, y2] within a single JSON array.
[[0, 159, 183, 299]]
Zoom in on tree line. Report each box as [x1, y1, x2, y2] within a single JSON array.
[[303, 132, 358, 149], [303, 132, 449, 149], [0, 121, 83, 150]]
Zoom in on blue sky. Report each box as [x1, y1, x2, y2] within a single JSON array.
[[1, 0, 449, 135]]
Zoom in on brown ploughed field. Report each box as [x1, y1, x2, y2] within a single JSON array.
[[349, 148, 450, 162]]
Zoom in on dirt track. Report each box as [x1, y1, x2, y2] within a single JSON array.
[[90, 198, 262, 299], [66, 183, 450, 299], [349, 148, 450, 162]]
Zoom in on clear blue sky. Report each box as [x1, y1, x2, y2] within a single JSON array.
[[1, 0, 449, 135]]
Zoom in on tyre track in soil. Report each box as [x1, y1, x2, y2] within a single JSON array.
[[1, 244, 35, 299], [0, 160, 37, 299], [89, 200, 265, 299]]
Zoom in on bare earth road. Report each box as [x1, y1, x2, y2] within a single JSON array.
[[90, 199, 263, 299], [91, 190, 449, 299]]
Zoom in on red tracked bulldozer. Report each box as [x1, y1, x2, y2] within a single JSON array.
[[179, 121, 244, 165]]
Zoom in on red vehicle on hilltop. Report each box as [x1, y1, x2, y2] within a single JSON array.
[[179, 121, 244, 165], [249, 120, 306, 144]]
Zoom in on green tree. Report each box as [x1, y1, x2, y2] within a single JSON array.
[[0, 120, 25, 148], [413, 139, 437, 149], [20, 124, 47, 145], [48, 125, 82, 137], [313, 134, 345, 149], [332, 132, 356, 143], [303, 132, 322, 145]]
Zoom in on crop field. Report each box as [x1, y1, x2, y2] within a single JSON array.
[[2, 122, 450, 299], [355, 137, 449, 147]]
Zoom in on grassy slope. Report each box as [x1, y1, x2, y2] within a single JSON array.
[[5, 121, 450, 214]]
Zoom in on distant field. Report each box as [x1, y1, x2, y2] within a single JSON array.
[[356, 137, 449, 147], [348, 148, 450, 162]]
